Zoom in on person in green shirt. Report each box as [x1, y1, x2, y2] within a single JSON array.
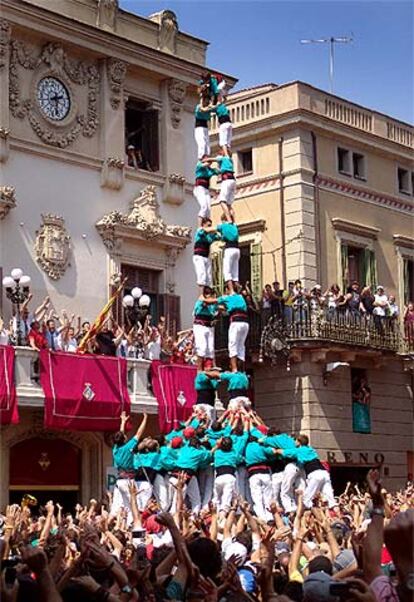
[[193, 288, 218, 372], [217, 287, 249, 372], [169, 438, 212, 514], [217, 216, 240, 293], [110, 412, 147, 519], [193, 157, 219, 227], [193, 217, 219, 293], [194, 95, 212, 159]]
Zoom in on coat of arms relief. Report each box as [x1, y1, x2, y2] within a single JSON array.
[[35, 214, 71, 280]]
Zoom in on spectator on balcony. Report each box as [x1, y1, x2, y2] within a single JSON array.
[[241, 281, 260, 314], [271, 281, 284, 318], [12, 294, 50, 345], [345, 281, 361, 318], [28, 320, 48, 351], [94, 320, 123, 356], [293, 279, 307, 325], [323, 283, 341, 317], [0, 317, 10, 345], [146, 317, 162, 361], [388, 295, 399, 319], [309, 285, 324, 309], [373, 285, 390, 334], [58, 325, 78, 353], [44, 318, 61, 351], [282, 281, 296, 325], [360, 285, 375, 317], [76, 320, 90, 344]]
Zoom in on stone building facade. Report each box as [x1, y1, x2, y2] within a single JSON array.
[[0, 0, 234, 507], [211, 82, 414, 492]]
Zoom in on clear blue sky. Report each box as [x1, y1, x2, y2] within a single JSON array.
[[120, 0, 413, 124]]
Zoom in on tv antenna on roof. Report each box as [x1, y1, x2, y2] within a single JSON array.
[[300, 35, 353, 93]]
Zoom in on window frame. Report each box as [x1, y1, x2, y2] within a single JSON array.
[[397, 166, 412, 196], [237, 148, 253, 176], [337, 147, 352, 176], [125, 96, 161, 174], [336, 146, 367, 181]]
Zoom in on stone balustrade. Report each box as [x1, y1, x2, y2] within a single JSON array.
[[13, 348, 158, 414]]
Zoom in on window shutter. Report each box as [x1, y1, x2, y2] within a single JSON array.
[[147, 110, 159, 171], [364, 249, 377, 289], [403, 258, 410, 305], [212, 248, 224, 296], [250, 242, 262, 302], [340, 243, 349, 291], [162, 294, 181, 338]]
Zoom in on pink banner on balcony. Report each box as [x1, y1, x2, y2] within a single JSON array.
[[150, 361, 197, 433], [40, 350, 130, 431], [0, 345, 19, 425]]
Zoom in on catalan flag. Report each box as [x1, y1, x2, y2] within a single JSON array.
[[77, 278, 127, 353]]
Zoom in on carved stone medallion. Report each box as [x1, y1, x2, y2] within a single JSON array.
[[168, 79, 187, 129], [0, 185, 16, 219], [96, 0, 119, 31], [106, 58, 127, 110], [35, 214, 71, 280]]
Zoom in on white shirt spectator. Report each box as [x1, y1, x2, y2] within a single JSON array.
[[146, 329, 161, 360], [0, 329, 9, 345], [373, 293, 389, 317]]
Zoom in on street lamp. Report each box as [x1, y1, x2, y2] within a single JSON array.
[[2, 268, 31, 346], [122, 286, 151, 328]]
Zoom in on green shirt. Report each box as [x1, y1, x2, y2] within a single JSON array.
[[112, 436, 137, 470], [220, 371, 249, 391]]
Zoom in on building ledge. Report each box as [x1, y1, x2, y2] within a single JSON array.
[[331, 218, 381, 239]]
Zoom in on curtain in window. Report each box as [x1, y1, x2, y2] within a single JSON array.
[[403, 258, 410, 304], [341, 243, 349, 292], [212, 249, 224, 296], [364, 249, 377, 289], [250, 242, 262, 303], [352, 402, 371, 434]]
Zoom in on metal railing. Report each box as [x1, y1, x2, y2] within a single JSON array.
[[215, 304, 414, 356]]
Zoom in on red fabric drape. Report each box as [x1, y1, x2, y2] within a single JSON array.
[[40, 350, 130, 431], [150, 361, 197, 433], [0, 345, 18, 425]]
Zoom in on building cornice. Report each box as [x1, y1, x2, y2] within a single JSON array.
[[2, 1, 209, 84], [393, 235, 414, 249], [318, 176, 414, 216], [238, 219, 267, 235], [331, 218, 381, 240]]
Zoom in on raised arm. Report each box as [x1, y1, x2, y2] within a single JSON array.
[[134, 413, 148, 441]]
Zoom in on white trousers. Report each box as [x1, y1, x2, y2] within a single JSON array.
[[223, 247, 240, 282], [193, 255, 212, 286], [303, 469, 336, 509], [219, 121, 233, 148], [271, 471, 284, 507], [135, 480, 153, 511], [193, 323, 215, 358], [193, 186, 211, 219], [169, 475, 201, 514], [199, 465, 214, 509], [194, 127, 210, 159], [110, 478, 132, 517], [237, 466, 253, 505], [153, 474, 170, 511], [228, 321, 249, 361], [219, 179, 236, 206], [214, 473, 237, 513], [249, 473, 273, 522], [280, 462, 300, 513]]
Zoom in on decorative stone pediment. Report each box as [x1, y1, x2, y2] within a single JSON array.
[[96, 185, 191, 252], [96, 0, 119, 31], [0, 185, 16, 219], [149, 10, 178, 54]]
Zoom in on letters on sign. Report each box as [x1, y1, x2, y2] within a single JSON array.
[[327, 451, 385, 465]]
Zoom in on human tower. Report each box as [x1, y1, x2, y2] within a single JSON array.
[[110, 72, 337, 523]]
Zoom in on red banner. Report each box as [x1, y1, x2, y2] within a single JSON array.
[[150, 361, 197, 433], [40, 350, 130, 431], [0, 345, 19, 425]]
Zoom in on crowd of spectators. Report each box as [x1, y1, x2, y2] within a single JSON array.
[[0, 294, 195, 364], [0, 469, 413, 602]]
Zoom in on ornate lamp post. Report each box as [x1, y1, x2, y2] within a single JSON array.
[[2, 268, 31, 346], [122, 286, 151, 328]]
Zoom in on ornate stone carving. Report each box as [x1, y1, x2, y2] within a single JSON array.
[[150, 10, 178, 54], [101, 156, 125, 190], [0, 185, 16, 219], [9, 41, 100, 148], [35, 214, 71, 280], [0, 19, 11, 70], [164, 173, 186, 206], [107, 59, 127, 110], [96, 0, 119, 31], [96, 185, 191, 251], [0, 127, 10, 163], [168, 79, 187, 129]]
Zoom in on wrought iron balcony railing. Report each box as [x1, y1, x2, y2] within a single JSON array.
[[214, 305, 414, 359]]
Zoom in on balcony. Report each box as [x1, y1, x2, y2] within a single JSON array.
[[214, 306, 414, 363], [13, 348, 158, 413]]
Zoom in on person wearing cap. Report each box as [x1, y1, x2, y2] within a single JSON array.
[[220, 370, 249, 403], [217, 287, 249, 372], [193, 217, 219, 292], [277, 434, 336, 510], [193, 288, 218, 372], [169, 437, 212, 514], [211, 417, 249, 514], [303, 556, 338, 602], [217, 216, 240, 294], [193, 155, 219, 227], [110, 412, 148, 520], [244, 434, 277, 522], [165, 422, 185, 443], [194, 95, 213, 159]]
